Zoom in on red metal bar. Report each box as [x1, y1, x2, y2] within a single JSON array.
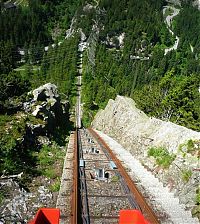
[[28, 208, 60, 224], [119, 210, 149, 224]]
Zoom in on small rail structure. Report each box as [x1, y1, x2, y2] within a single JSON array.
[[69, 128, 160, 224]]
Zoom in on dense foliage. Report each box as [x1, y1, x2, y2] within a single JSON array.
[[0, 0, 80, 176], [39, 35, 79, 101], [0, 0, 82, 73], [0, 114, 40, 175]]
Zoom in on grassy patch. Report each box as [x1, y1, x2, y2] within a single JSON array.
[[147, 146, 176, 169], [196, 187, 200, 205], [36, 143, 64, 194], [37, 143, 65, 179], [111, 175, 119, 182], [178, 139, 200, 156], [49, 178, 61, 192], [181, 169, 192, 183], [14, 64, 40, 78], [44, 169, 57, 179]]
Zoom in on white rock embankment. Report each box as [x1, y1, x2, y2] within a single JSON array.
[[92, 95, 200, 222]]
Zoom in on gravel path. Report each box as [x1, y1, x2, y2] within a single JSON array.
[[163, 6, 180, 55], [96, 130, 199, 224]]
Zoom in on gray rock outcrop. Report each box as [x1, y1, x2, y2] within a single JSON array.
[[32, 83, 59, 101], [92, 95, 200, 218], [24, 83, 69, 135], [0, 179, 53, 223]]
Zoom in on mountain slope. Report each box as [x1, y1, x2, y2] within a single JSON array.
[[92, 95, 200, 220], [80, 0, 200, 131]]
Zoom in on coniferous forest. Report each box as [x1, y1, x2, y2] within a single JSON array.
[[0, 0, 200, 179], [81, 0, 200, 130], [0, 0, 81, 180]]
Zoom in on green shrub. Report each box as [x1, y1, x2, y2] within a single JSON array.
[[147, 146, 176, 168], [37, 143, 65, 179], [181, 169, 192, 182], [196, 188, 200, 205], [187, 139, 195, 153], [111, 175, 119, 182], [49, 178, 61, 192], [0, 192, 5, 205], [179, 139, 199, 155], [187, 139, 194, 149], [38, 145, 54, 167]]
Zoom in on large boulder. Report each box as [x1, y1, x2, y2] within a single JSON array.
[[24, 83, 69, 135], [32, 83, 59, 101]]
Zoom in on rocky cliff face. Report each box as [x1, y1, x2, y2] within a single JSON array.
[[193, 0, 200, 9], [92, 95, 200, 218], [167, 0, 200, 9]]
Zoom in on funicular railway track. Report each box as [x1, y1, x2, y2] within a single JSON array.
[[70, 127, 160, 224], [69, 39, 159, 224]]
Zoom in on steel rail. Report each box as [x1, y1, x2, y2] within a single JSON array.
[[88, 128, 160, 224], [117, 172, 141, 210], [71, 131, 78, 224], [77, 130, 90, 224], [85, 129, 141, 210]]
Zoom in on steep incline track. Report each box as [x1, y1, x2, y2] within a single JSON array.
[[57, 35, 159, 223], [68, 128, 160, 224]]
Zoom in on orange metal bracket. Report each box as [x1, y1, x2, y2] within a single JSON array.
[[28, 208, 60, 224], [119, 210, 149, 224]]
